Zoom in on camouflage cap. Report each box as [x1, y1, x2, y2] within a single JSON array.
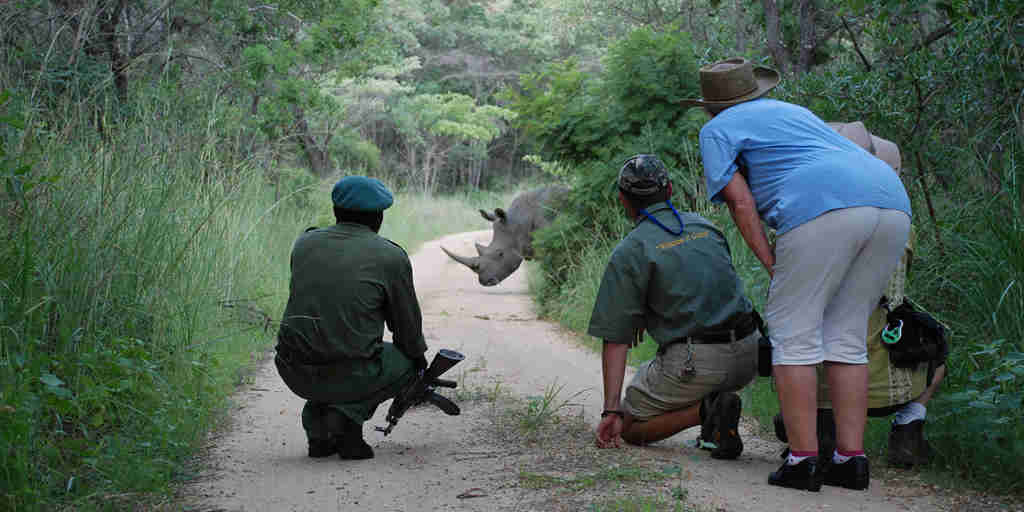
[[618, 154, 669, 196]]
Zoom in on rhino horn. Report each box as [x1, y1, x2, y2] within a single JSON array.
[[474, 242, 488, 256], [441, 246, 480, 273]]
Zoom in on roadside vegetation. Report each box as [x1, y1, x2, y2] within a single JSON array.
[[521, 1, 1023, 498], [1, 0, 1020, 509]]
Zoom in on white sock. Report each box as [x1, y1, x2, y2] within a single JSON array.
[[786, 453, 810, 465], [832, 450, 867, 464], [892, 401, 927, 425]]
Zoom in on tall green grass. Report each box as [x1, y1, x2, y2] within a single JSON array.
[[0, 81, 509, 510], [0, 87, 304, 509]]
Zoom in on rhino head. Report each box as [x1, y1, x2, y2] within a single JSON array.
[[442, 185, 567, 287], [441, 207, 526, 286]]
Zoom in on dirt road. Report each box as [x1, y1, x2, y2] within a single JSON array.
[[185, 230, 941, 511]]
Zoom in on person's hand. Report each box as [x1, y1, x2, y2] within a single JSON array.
[[595, 414, 623, 448]]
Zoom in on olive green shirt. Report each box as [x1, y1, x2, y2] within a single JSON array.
[[276, 223, 427, 363], [587, 206, 752, 346]]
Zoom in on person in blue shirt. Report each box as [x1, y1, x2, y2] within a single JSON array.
[[681, 57, 912, 492]]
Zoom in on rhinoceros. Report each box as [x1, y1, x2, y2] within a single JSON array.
[[442, 185, 569, 286]]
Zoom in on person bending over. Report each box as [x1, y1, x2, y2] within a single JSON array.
[[682, 57, 912, 491]]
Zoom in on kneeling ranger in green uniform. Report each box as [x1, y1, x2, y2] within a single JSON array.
[[275, 176, 428, 460], [592, 155, 760, 459]]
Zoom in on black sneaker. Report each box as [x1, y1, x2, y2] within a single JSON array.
[[307, 438, 337, 458], [768, 457, 823, 492], [823, 456, 870, 490], [710, 392, 743, 460]]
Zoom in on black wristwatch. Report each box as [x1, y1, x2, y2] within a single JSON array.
[[601, 410, 625, 419]]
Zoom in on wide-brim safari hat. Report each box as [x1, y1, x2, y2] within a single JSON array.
[[679, 57, 780, 108]]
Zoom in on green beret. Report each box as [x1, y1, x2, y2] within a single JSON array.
[[331, 176, 394, 212]]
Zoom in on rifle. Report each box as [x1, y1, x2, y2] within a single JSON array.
[[375, 349, 465, 436]]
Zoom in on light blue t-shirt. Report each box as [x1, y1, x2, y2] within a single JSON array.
[[699, 98, 911, 234]]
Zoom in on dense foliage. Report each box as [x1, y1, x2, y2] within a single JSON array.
[[1, 0, 1022, 508], [512, 0, 1024, 495]]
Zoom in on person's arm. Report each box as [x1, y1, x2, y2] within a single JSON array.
[[387, 255, 428, 361], [720, 171, 775, 276], [596, 340, 630, 448]]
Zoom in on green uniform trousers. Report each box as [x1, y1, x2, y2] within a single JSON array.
[[275, 343, 417, 441]]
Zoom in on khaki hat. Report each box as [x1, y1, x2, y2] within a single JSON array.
[[827, 121, 902, 174], [679, 57, 780, 108]]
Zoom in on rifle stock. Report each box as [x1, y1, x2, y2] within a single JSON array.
[[375, 349, 465, 436]]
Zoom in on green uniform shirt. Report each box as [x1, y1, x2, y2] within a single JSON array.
[[587, 205, 752, 346], [277, 222, 427, 363]]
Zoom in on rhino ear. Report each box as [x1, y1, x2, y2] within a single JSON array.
[[480, 209, 497, 222], [495, 208, 507, 222]]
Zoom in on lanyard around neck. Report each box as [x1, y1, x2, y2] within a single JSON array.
[[638, 201, 685, 235]]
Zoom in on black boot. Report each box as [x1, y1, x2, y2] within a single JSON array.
[[888, 419, 930, 467], [305, 403, 338, 458], [710, 392, 743, 460], [774, 409, 835, 460], [307, 437, 338, 458], [768, 456, 823, 492], [816, 409, 836, 460], [773, 412, 787, 443], [337, 416, 374, 460], [697, 392, 719, 450]]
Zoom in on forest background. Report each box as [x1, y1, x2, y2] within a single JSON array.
[[0, 0, 1020, 509]]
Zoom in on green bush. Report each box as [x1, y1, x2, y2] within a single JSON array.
[[0, 83, 305, 509]]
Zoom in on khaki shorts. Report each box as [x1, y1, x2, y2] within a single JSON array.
[[767, 207, 911, 365], [623, 332, 759, 421]]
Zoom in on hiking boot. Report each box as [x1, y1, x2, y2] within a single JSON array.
[[816, 409, 836, 459], [888, 420, 931, 467], [710, 392, 743, 460], [773, 412, 787, 443], [697, 392, 719, 450], [338, 417, 374, 460], [823, 456, 870, 490], [768, 457, 823, 492], [307, 437, 337, 458]]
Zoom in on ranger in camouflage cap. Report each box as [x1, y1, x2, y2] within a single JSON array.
[[594, 152, 759, 462], [618, 154, 670, 196]]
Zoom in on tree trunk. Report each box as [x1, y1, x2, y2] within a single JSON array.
[[293, 112, 333, 176], [734, 0, 746, 53], [796, 0, 817, 74], [100, 0, 129, 103], [762, 0, 789, 75]]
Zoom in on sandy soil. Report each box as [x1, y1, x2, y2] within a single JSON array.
[[183, 230, 945, 512]]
